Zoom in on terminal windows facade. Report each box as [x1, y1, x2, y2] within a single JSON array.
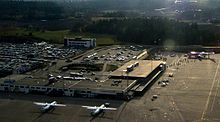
[[64, 38, 96, 48], [67, 41, 89, 47], [69, 42, 87, 45]]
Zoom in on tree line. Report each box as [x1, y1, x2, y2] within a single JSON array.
[[83, 17, 219, 45], [0, 1, 63, 20]]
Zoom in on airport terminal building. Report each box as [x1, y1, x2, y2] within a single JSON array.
[[64, 37, 96, 48], [0, 60, 166, 100]]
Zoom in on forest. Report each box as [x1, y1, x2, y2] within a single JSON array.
[[0, 0, 220, 46], [83, 17, 219, 45]]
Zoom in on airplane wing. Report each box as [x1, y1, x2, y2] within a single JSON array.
[[82, 106, 98, 110], [33, 102, 47, 106], [99, 107, 117, 111], [82, 106, 117, 110], [52, 104, 66, 107]]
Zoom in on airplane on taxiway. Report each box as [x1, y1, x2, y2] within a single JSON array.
[[82, 103, 117, 116], [33, 101, 66, 112]]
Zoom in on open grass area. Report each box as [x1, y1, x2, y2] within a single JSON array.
[[105, 64, 118, 72], [0, 28, 118, 46]]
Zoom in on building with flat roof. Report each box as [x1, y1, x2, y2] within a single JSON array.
[[110, 60, 165, 79], [64, 37, 96, 48], [0, 60, 166, 100]]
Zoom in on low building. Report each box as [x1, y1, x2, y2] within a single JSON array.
[[64, 37, 96, 48], [110, 60, 166, 94], [110, 60, 166, 79], [0, 60, 166, 100]]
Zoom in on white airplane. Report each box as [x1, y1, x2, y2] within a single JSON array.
[[82, 103, 117, 116], [154, 7, 169, 14], [175, 0, 182, 4], [34, 101, 66, 112], [155, 8, 169, 11], [175, 0, 198, 4]]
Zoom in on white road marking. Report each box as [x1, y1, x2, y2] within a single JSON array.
[[170, 96, 185, 122], [201, 61, 220, 120], [210, 77, 220, 111], [68, 80, 81, 88]]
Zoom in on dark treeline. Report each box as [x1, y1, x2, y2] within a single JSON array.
[[61, 0, 167, 11], [1, 0, 220, 21], [0, 0, 167, 20], [0, 1, 63, 20], [84, 17, 219, 45], [0, 1, 220, 45]]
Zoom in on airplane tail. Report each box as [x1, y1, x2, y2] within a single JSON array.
[[104, 103, 110, 107]]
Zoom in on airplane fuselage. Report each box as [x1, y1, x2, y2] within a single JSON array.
[[40, 101, 57, 112], [90, 104, 105, 116], [81, 102, 115, 117], [34, 101, 66, 113], [175, 0, 198, 4]]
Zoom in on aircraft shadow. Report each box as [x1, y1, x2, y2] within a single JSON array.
[[79, 112, 113, 122], [90, 112, 113, 122], [31, 108, 60, 122], [209, 58, 216, 63]]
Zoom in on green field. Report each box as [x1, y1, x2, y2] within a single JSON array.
[[0, 28, 118, 46]]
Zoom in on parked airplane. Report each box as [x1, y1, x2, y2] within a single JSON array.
[[188, 51, 215, 59], [34, 101, 66, 112], [82, 103, 117, 116], [154, 7, 169, 14], [174, 0, 198, 4]]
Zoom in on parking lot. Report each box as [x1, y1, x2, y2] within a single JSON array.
[[0, 42, 82, 77], [80, 45, 143, 63], [23, 45, 145, 88]]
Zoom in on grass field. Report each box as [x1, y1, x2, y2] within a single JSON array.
[[0, 28, 118, 46]]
